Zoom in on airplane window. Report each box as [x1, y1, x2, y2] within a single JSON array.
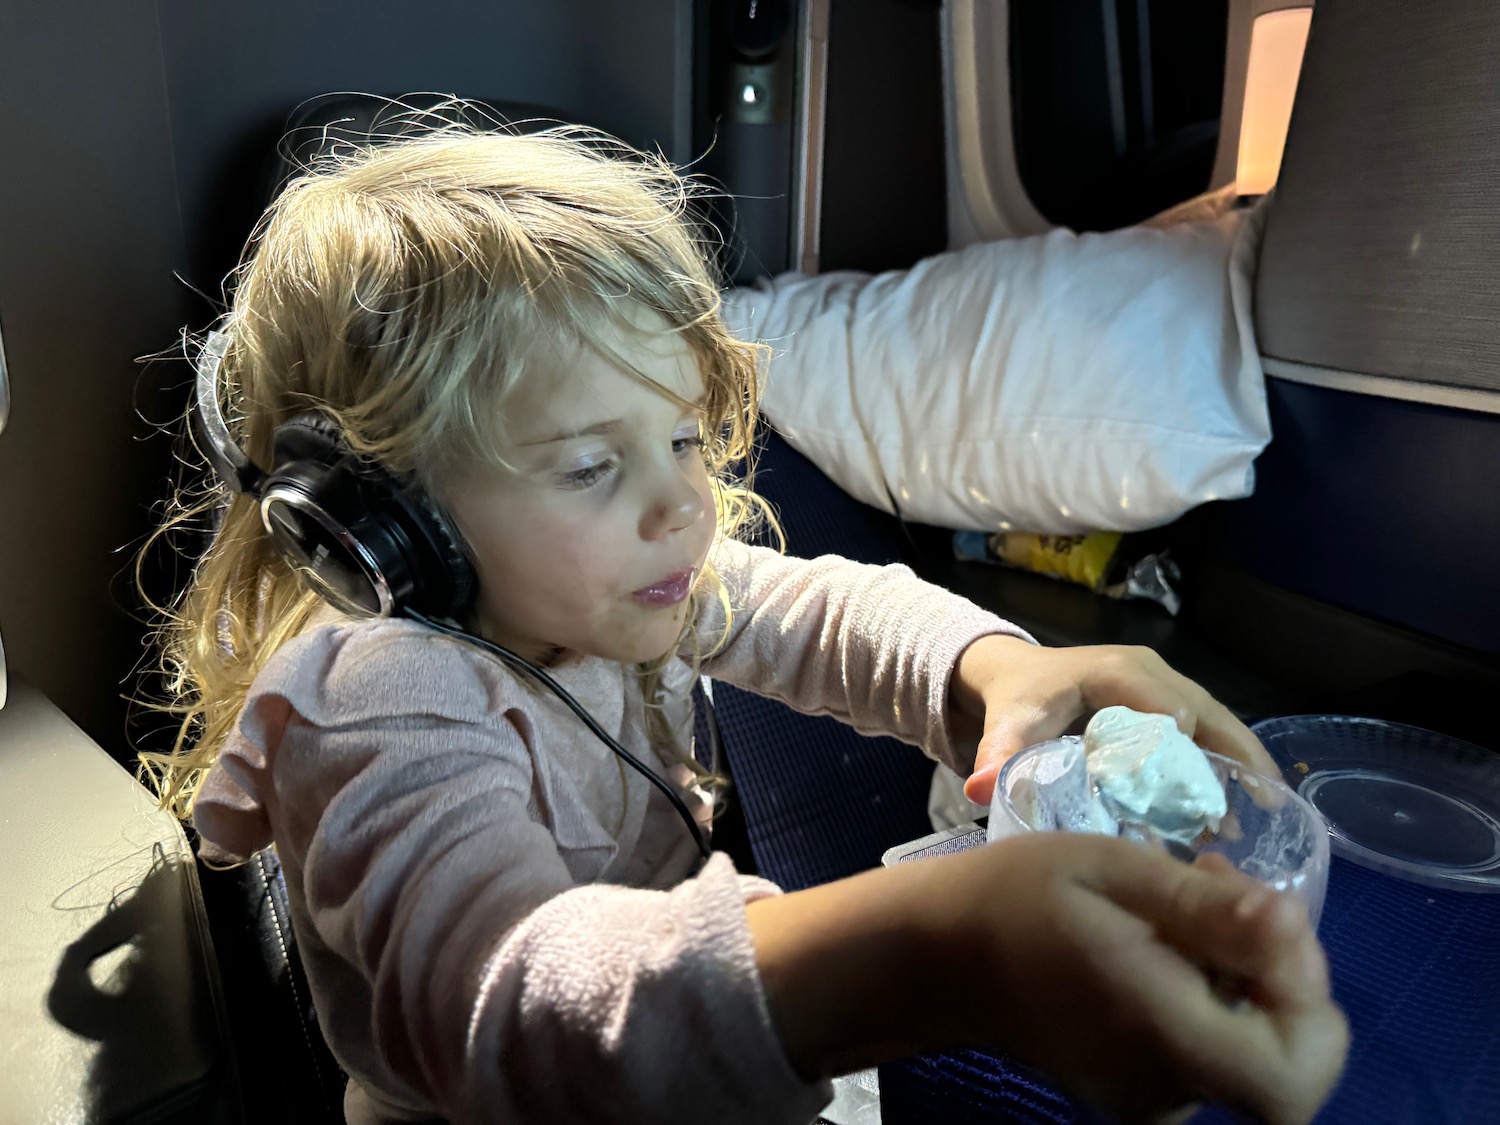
[[1010, 0, 1229, 231]]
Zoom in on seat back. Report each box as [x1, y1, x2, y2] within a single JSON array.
[[255, 91, 572, 207], [1218, 0, 1500, 658]]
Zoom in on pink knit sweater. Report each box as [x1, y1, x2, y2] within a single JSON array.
[[193, 539, 1029, 1124]]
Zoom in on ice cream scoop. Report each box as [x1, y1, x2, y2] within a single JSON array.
[[1084, 706, 1227, 845]]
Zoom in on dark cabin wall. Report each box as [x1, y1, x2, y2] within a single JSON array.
[[156, 0, 690, 293], [0, 0, 689, 753], [0, 1, 188, 750]]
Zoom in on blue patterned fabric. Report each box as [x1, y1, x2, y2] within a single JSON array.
[[878, 1049, 1108, 1125], [1276, 859, 1500, 1125], [742, 429, 913, 569], [708, 685, 939, 891]]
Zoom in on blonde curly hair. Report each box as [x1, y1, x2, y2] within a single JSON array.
[[140, 121, 775, 818]]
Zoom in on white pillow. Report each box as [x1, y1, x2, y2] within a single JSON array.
[[722, 204, 1271, 534]]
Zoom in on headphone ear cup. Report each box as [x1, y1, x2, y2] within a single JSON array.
[[260, 412, 476, 620], [403, 488, 477, 616]]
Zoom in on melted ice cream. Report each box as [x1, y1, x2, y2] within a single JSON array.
[[1084, 706, 1227, 844]]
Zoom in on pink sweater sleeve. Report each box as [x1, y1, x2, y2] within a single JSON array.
[[698, 538, 1035, 775]]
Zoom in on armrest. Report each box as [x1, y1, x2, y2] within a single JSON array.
[[0, 679, 237, 1123]]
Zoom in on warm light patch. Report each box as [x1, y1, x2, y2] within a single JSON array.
[[1237, 8, 1313, 196]]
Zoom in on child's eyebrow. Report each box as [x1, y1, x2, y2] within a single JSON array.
[[520, 419, 623, 447], [520, 403, 706, 448]]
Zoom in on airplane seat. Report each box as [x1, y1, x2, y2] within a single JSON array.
[[249, 90, 573, 210], [701, 427, 946, 892], [195, 845, 348, 1123], [1207, 0, 1500, 661]]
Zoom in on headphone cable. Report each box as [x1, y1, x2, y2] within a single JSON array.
[[402, 609, 713, 861]]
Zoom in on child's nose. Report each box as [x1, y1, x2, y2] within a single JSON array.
[[640, 468, 706, 540]]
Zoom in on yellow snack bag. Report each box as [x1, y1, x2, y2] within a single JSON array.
[[991, 531, 1124, 590]]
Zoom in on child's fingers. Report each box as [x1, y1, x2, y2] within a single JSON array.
[[962, 764, 1001, 807], [1139, 954, 1344, 1125], [1072, 848, 1345, 1123], [958, 644, 1283, 807], [1082, 845, 1327, 1002], [1062, 877, 1308, 1123], [1235, 764, 1290, 812], [1187, 701, 1281, 784], [1183, 856, 1331, 1019]]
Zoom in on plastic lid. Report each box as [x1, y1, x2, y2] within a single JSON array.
[[1252, 715, 1500, 893]]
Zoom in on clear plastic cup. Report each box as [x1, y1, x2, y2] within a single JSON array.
[[989, 737, 1332, 928]]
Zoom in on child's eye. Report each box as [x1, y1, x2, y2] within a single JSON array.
[[560, 460, 617, 489], [673, 434, 707, 459]]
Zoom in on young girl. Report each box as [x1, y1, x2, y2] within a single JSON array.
[[144, 125, 1345, 1125]]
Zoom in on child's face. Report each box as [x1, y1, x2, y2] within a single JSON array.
[[440, 323, 716, 666]]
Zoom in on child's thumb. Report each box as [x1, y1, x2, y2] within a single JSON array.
[[962, 718, 1031, 805]]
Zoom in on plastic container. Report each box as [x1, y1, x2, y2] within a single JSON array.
[[989, 737, 1332, 928], [1253, 715, 1500, 893]]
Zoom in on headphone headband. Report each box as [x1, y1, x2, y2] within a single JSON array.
[[194, 330, 267, 495]]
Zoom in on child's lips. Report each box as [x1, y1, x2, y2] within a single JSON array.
[[632, 569, 694, 607]]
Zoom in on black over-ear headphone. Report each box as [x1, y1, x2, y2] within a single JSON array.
[[194, 330, 476, 621], [193, 328, 713, 859]]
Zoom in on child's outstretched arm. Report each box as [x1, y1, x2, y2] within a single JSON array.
[[949, 634, 1279, 805], [698, 538, 1274, 806], [696, 539, 1038, 766], [746, 831, 1348, 1124]]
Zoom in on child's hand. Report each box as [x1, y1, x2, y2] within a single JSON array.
[[748, 832, 1347, 1125], [950, 635, 1278, 805], [954, 833, 1348, 1123]]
